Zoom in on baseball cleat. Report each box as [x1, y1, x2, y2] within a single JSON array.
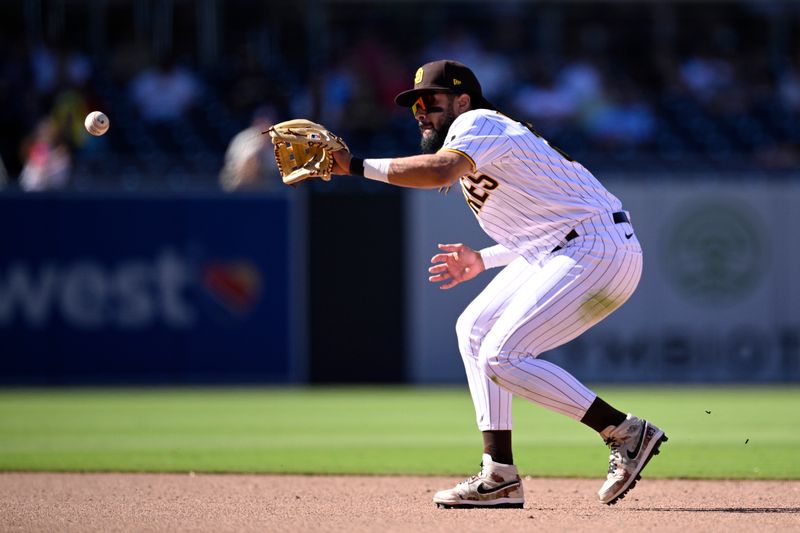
[[597, 414, 667, 505], [433, 453, 524, 509]]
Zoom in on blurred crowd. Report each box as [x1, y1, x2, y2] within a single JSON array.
[[0, 1, 798, 192]]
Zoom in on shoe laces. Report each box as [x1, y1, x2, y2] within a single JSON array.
[[604, 436, 624, 474], [455, 465, 481, 488], [604, 423, 640, 475], [458, 461, 491, 488], [604, 432, 631, 474]]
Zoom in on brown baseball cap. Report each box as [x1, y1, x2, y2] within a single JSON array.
[[394, 59, 495, 110]]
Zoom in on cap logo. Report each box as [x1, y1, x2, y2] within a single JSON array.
[[414, 67, 424, 85], [453, 78, 462, 86]]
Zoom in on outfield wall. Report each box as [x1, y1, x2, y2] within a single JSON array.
[[406, 179, 800, 383], [3, 179, 799, 385]]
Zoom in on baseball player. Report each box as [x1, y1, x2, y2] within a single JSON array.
[[332, 60, 667, 508]]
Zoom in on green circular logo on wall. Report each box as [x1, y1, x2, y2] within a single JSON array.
[[662, 201, 766, 306]]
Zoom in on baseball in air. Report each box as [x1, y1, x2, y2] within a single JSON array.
[[84, 111, 110, 136]]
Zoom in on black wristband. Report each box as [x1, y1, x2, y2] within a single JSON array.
[[349, 157, 365, 176]]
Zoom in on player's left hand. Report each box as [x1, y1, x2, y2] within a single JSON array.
[[332, 150, 352, 175], [428, 243, 485, 290], [265, 119, 349, 184]]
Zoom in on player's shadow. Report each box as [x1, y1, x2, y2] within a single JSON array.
[[634, 507, 800, 514]]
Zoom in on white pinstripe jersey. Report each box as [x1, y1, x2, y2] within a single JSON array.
[[442, 109, 623, 263]]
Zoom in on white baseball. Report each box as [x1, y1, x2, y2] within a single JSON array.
[[85, 111, 110, 136]]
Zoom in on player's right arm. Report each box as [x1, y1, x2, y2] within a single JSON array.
[[332, 150, 471, 189], [428, 243, 485, 290]]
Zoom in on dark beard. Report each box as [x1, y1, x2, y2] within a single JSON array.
[[420, 112, 456, 154]]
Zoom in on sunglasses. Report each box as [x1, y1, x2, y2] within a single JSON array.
[[411, 96, 445, 117]]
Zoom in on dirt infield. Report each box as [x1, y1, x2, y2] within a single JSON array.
[[1, 473, 799, 532]]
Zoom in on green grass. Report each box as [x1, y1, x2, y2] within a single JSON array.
[[0, 386, 797, 479]]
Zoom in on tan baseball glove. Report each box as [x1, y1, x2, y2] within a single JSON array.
[[264, 119, 349, 185]]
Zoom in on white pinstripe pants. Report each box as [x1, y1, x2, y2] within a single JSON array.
[[456, 214, 643, 431]]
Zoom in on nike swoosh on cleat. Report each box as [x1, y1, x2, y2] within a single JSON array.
[[625, 233, 634, 239], [476, 480, 520, 495], [626, 424, 648, 460]]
